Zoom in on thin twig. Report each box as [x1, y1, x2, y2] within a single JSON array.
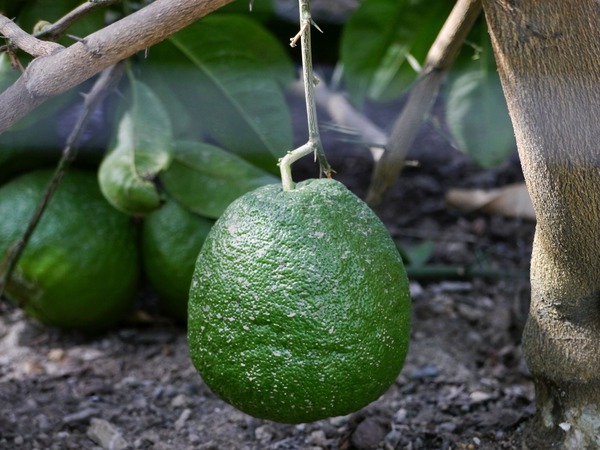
[[1, 0, 121, 54], [0, 15, 64, 57], [279, 0, 332, 190], [35, 0, 123, 42], [0, 63, 125, 301], [308, 79, 387, 161], [366, 0, 482, 209]]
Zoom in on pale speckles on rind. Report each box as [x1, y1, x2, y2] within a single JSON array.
[[188, 178, 411, 422]]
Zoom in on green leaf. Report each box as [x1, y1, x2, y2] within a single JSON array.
[[160, 140, 278, 219], [446, 36, 515, 168], [144, 15, 294, 172], [341, 0, 453, 106], [98, 79, 173, 216], [0, 0, 29, 17], [405, 240, 436, 268]]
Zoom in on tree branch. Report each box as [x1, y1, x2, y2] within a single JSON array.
[[35, 0, 123, 41], [0, 0, 235, 134], [0, 15, 64, 57], [366, 0, 482, 209]]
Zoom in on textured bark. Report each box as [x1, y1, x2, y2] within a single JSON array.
[[483, 1, 600, 448], [0, 0, 235, 133]]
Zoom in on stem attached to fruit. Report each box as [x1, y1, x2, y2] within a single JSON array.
[[279, 0, 332, 191]]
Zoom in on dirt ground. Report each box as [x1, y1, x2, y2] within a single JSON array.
[[0, 84, 537, 450]]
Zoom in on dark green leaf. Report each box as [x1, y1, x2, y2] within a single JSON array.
[[98, 79, 173, 216], [160, 140, 278, 219], [341, 0, 453, 106], [0, 0, 30, 18], [144, 15, 294, 172]]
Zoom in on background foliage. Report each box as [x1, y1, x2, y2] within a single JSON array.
[[0, 0, 516, 214]]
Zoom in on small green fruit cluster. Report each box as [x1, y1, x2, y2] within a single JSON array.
[[0, 169, 212, 330]]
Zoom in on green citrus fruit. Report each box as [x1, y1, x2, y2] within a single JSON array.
[[188, 178, 411, 423], [0, 169, 139, 331], [141, 199, 213, 321]]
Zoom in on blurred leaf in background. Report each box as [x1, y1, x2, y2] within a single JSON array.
[[446, 29, 516, 168], [340, 0, 453, 107], [143, 14, 295, 173]]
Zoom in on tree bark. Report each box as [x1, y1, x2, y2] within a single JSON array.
[[0, 0, 234, 134], [483, 1, 600, 448]]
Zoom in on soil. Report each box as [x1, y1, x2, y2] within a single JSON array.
[[0, 82, 537, 450]]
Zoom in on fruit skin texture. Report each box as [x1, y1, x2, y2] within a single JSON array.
[[0, 169, 139, 331], [188, 178, 411, 423], [141, 199, 213, 321]]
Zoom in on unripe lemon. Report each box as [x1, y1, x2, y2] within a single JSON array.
[[188, 179, 411, 423], [142, 199, 213, 321], [0, 169, 139, 331]]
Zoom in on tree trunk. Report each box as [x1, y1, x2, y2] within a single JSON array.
[[483, 1, 600, 448]]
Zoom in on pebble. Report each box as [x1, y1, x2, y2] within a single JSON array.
[[305, 429, 327, 447], [351, 417, 389, 450], [470, 391, 493, 403], [385, 429, 403, 447], [35, 414, 51, 431], [170, 394, 188, 408], [127, 396, 148, 411], [393, 409, 407, 423], [22, 360, 45, 375], [174, 408, 192, 431], [409, 365, 440, 380], [328, 415, 350, 428], [87, 418, 129, 450], [409, 282, 425, 299], [254, 424, 274, 444], [47, 348, 66, 362]]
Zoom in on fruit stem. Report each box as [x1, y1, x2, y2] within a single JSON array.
[[279, 0, 332, 191]]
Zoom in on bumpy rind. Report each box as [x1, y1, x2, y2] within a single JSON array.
[[188, 178, 411, 423]]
